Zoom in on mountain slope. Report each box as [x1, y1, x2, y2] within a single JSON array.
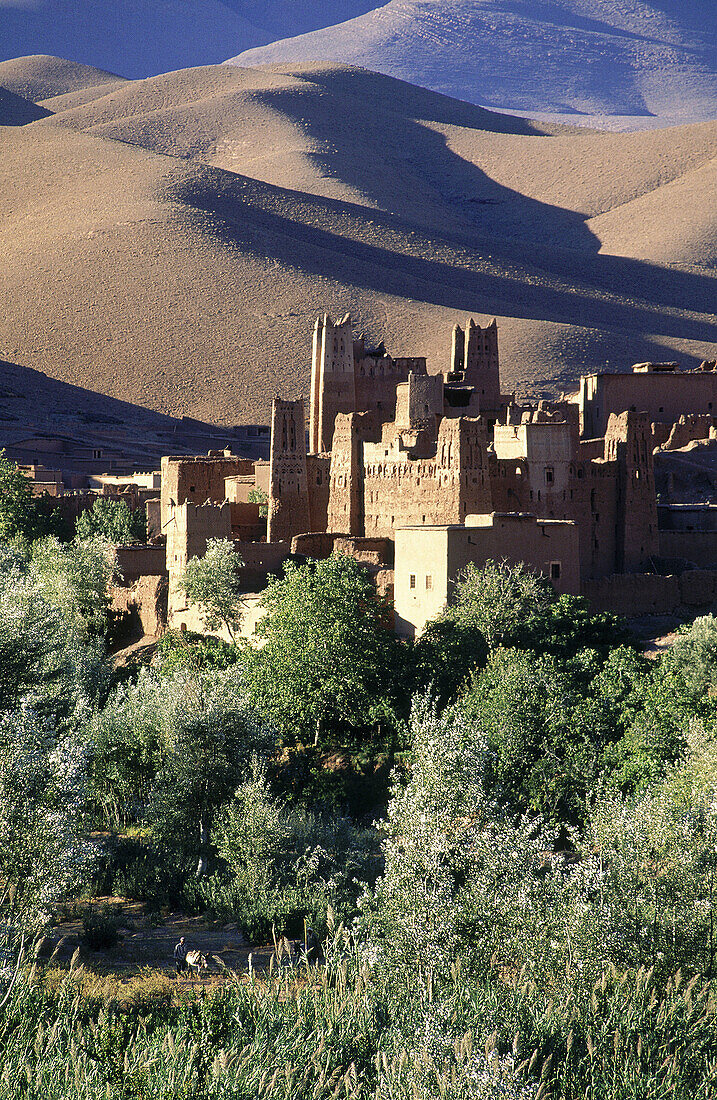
[[0, 1, 378, 80], [228, 0, 717, 126], [1, 58, 715, 425]]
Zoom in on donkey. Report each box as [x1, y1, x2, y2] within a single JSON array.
[[185, 950, 208, 978]]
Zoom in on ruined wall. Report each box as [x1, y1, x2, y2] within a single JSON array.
[[663, 415, 716, 451], [160, 454, 252, 529], [358, 417, 492, 539], [394, 372, 443, 430], [166, 501, 232, 624], [115, 544, 167, 584], [659, 531, 717, 567], [110, 575, 168, 639], [490, 445, 620, 580], [354, 355, 426, 425], [327, 412, 367, 535], [463, 318, 501, 410], [291, 533, 393, 566], [604, 411, 659, 573], [583, 570, 717, 617], [306, 454, 331, 534]]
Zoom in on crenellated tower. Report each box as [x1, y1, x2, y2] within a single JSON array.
[[309, 313, 355, 453]]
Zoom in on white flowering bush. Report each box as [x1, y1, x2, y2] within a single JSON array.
[[0, 546, 108, 729]]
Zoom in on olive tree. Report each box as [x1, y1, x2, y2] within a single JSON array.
[[180, 538, 245, 641], [0, 705, 93, 936]]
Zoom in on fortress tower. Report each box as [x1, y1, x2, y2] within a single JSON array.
[[604, 411, 659, 572], [309, 313, 356, 454], [463, 318, 501, 410], [267, 398, 311, 543]]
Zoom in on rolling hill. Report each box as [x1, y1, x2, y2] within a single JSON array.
[[1, 54, 715, 426]]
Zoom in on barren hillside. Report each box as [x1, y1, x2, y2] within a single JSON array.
[[229, 0, 717, 128], [1, 56, 715, 424]]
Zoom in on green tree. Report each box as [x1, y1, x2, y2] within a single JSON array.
[[180, 538, 245, 640], [443, 559, 554, 649], [244, 554, 405, 746], [461, 648, 608, 826], [0, 450, 34, 543], [0, 706, 93, 935], [30, 536, 117, 637], [76, 497, 146, 544], [0, 545, 108, 727], [90, 665, 267, 874]]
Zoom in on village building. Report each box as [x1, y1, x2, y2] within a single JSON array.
[[394, 512, 580, 637], [150, 312, 717, 640], [575, 361, 717, 439]]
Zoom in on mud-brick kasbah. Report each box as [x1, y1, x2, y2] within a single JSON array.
[[87, 311, 717, 641]]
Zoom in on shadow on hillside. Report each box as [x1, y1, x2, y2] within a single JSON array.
[[254, 66, 598, 251], [0, 86, 53, 125], [284, 64, 550, 135], [169, 165, 717, 345]]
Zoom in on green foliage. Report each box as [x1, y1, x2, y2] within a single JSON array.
[[0, 450, 69, 544], [247, 487, 269, 517], [81, 904, 121, 950], [30, 535, 116, 637], [0, 450, 38, 543], [461, 648, 608, 825], [444, 559, 554, 649], [0, 706, 93, 932], [154, 629, 241, 675], [180, 537, 245, 640], [76, 497, 147, 544], [195, 760, 378, 940], [244, 554, 405, 746], [0, 545, 108, 728], [410, 615, 488, 704], [1, 955, 716, 1100], [88, 665, 268, 873]]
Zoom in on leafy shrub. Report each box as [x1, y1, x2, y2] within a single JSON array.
[[81, 905, 121, 950]]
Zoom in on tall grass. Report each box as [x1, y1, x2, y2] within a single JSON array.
[[1, 946, 715, 1100]]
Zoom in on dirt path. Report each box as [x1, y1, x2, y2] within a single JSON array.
[[41, 898, 276, 985]]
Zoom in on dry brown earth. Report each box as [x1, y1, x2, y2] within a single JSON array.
[[1, 55, 716, 424]]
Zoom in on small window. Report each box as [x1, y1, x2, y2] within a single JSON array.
[[550, 562, 561, 580], [545, 467, 554, 485], [190, 485, 196, 493], [577, 468, 584, 479], [409, 574, 416, 589], [425, 575, 432, 590], [93, 449, 102, 459], [659, 406, 664, 413]]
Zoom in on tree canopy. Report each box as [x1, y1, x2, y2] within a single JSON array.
[[76, 497, 146, 544], [244, 554, 405, 745]]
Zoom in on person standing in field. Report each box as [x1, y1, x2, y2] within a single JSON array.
[[174, 935, 188, 975]]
